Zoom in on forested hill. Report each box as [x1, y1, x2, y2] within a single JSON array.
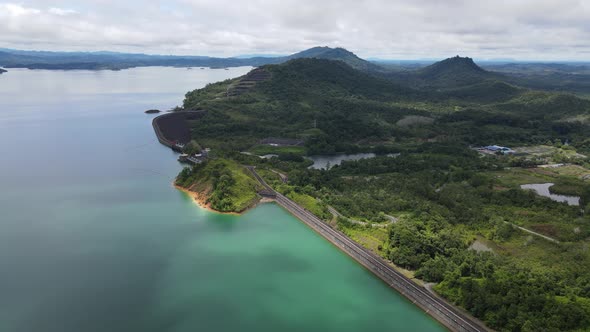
[[254, 58, 420, 101], [0, 68, 6, 74], [416, 56, 504, 87], [384, 55, 507, 90], [182, 57, 590, 154], [182, 58, 428, 152], [286, 47, 383, 72]]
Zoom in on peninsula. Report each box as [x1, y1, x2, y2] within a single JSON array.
[[155, 49, 590, 332]]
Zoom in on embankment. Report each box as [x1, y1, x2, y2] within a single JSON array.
[[152, 110, 207, 151]]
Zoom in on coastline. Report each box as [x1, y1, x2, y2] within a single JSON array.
[[174, 182, 269, 215]]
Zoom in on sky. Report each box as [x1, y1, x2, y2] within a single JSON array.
[[0, 0, 589, 60]]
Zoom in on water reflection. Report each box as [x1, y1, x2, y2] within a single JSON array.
[[520, 183, 580, 206]]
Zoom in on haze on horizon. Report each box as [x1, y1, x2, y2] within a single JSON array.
[[0, 0, 589, 61]]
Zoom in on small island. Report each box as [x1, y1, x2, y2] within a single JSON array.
[[144, 109, 161, 114], [0, 68, 6, 74]]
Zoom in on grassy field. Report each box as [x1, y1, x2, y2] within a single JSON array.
[[222, 161, 264, 211], [255, 168, 283, 185], [248, 144, 307, 156], [513, 144, 587, 160], [492, 165, 590, 188], [338, 223, 389, 256], [283, 190, 330, 219], [540, 164, 590, 181], [491, 167, 554, 188]]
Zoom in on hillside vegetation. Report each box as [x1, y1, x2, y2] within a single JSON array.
[[183, 57, 590, 155], [176, 159, 262, 213]]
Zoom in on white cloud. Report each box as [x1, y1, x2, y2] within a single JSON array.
[[1, 3, 40, 16], [48, 7, 77, 16], [0, 0, 588, 60]]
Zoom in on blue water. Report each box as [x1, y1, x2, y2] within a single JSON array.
[[0, 67, 444, 332]]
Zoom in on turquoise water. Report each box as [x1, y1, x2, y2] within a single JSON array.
[[0, 67, 444, 332]]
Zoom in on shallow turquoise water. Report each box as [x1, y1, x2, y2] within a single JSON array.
[[0, 67, 444, 332]]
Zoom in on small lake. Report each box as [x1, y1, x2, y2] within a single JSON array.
[[308, 153, 399, 169], [520, 183, 581, 206]]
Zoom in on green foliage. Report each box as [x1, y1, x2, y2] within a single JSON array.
[[278, 145, 590, 330], [181, 57, 590, 156], [175, 159, 262, 212], [388, 220, 468, 270], [495, 222, 515, 241], [248, 144, 306, 156], [277, 184, 331, 220], [435, 263, 590, 331], [183, 140, 202, 155]]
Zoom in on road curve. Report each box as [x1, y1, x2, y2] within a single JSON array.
[[247, 166, 489, 332]]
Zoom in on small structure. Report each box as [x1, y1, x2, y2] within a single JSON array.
[[259, 137, 304, 147], [178, 148, 210, 164], [258, 189, 277, 198], [178, 154, 189, 162], [538, 163, 565, 168], [476, 145, 514, 155], [174, 141, 186, 150]]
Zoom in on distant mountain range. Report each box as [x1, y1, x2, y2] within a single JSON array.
[[1, 46, 590, 95], [0, 46, 379, 72]]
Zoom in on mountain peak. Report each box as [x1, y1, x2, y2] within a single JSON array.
[[414, 55, 497, 88], [426, 55, 485, 74], [286, 46, 382, 72]]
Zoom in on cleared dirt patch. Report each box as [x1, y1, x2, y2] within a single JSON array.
[[396, 115, 434, 127]]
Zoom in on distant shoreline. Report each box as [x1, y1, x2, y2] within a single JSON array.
[[0, 64, 252, 72]]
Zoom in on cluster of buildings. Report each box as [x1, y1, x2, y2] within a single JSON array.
[[178, 148, 210, 164]]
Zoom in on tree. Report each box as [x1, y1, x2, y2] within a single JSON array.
[[183, 140, 202, 155]]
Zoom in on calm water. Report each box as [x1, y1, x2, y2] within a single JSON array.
[[0, 67, 443, 332], [521, 183, 580, 206], [308, 153, 377, 169], [308, 153, 399, 169]]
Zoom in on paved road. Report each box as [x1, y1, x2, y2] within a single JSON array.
[[246, 166, 488, 332]]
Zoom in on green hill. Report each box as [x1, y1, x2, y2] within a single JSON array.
[[386, 55, 507, 90], [182, 57, 590, 154], [286, 46, 383, 72], [176, 158, 262, 213], [183, 58, 429, 153]]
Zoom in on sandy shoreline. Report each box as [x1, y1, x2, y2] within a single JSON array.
[[174, 183, 271, 215]]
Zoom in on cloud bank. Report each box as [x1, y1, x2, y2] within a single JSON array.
[[0, 0, 588, 60]]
